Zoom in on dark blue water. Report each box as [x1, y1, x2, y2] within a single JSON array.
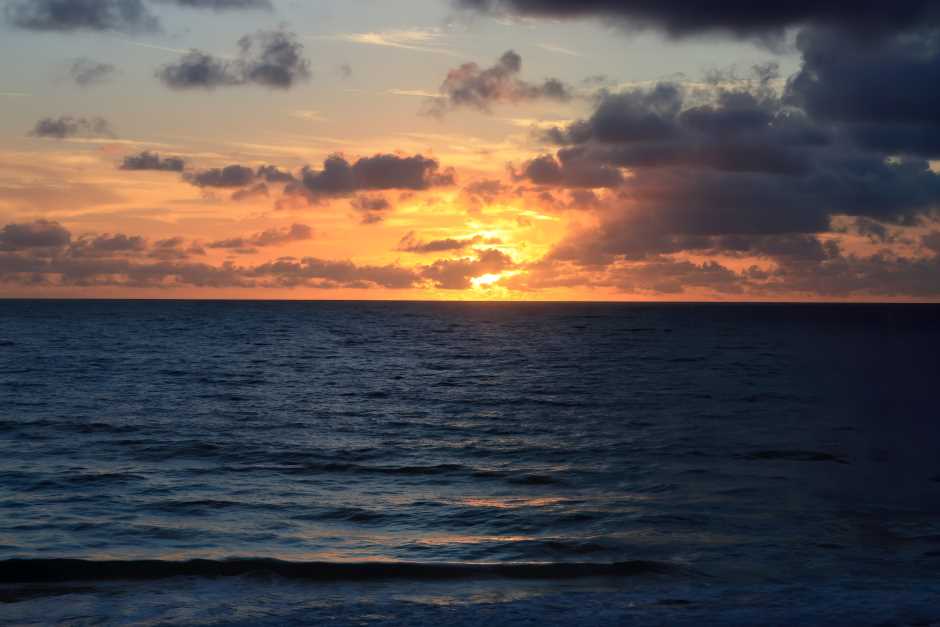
[[1, 301, 939, 625]]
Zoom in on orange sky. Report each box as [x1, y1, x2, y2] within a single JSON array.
[[1, 0, 939, 301]]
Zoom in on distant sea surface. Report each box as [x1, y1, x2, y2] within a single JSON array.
[[1, 301, 939, 625]]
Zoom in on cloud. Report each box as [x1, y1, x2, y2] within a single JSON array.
[[924, 231, 940, 254], [452, 1, 940, 41], [29, 116, 114, 139], [160, 0, 272, 10], [515, 153, 623, 188], [182, 163, 296, 195], [157, 29, 310, 90], [532, 70, 940, 261], [785, 27, 940, 158], [292, 153, 456, 200], [398, 231, 501, 254], [251, 258, 419, 289], [148, 236, 206, 260], [334, 29, 455, 56], [0, 221, 71, 251], [186, 164, 255, 188], [350, 195, 392, 224], [256, 165, 295, 183], [70, 233, 147, 257], [426, 50, 572, 115], [68, 58, 117, 87], [208, 223, 312, 253], [420, 248, 514, 289], [0, 222, 414, 290], [120, 151, 185, 172], [231, 183, 269, 201], [5, 0, 160, 33]]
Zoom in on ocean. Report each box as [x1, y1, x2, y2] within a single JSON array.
[[1, 300, 939, 625]]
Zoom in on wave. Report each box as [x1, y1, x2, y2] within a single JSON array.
[[0, 558, 694, 584]]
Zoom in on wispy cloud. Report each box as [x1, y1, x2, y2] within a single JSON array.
[[0, 92, 31, 98], [117, 38, 237, 60], [537, 43, 583, 57], [502, 117, 575, 130], [317, 29, 458, 56], [387, 89, 444, 98], [291, 110, 327, 122]]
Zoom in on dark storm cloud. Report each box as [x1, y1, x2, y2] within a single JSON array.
[[516, 153, 623, 188], [186, 164, 255, 188], [541, 72, 829, 178], [208, 224, 313, 253], [785, 28, 940, 157], [421, 248, 514, 289], [5, 0, 160, 33], [159, 0, 272, 10], [29, 116, 114, 139], [294, 154, 455, 199], [531, 70, 940, 264], [398, 232, 501, 254], [157, 29, 310, 90], [426, 50, 572, 115], [68, 59, 117, 87], [452, 1, 940, 40], [609, 258, 744, 295], [0, 221, 71, 251], [120, 151, 185, 172]]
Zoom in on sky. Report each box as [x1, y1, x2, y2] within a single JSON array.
[[1, 0, 939, 301]]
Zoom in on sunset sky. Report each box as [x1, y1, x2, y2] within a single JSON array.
[[1, 0, 939, 300]]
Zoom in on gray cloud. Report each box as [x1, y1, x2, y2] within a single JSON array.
[[256, 165, 295, 183], [923, 231, 940, 255], [292, 154, 455, 200], [186, 164, 255, 188], [786, 28, 940, 158], [231, 183, 269, 201], [453, 1, 940, 41], [0, 221, 423, 290], [160, 0, 272, 10], [157, 29, 310, 90], [148, 236, 205, 260], [29, 116, 114, 139], [350, 195, 392, 225], [120, 151, 185, 172], [70, 233, 147, 257], [516, 153, 624, 188], [5, 0, 160, 33], [68, 58, 117, 87], [426, 50, 571, 115], [0, 221, 71, 251], [208, 223, 313, 253], [530, 69, 940, 266], [398, 231, 501, 254], [251, 258, 419, 289]]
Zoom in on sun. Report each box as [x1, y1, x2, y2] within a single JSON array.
[[471, 273, 503, 288]]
